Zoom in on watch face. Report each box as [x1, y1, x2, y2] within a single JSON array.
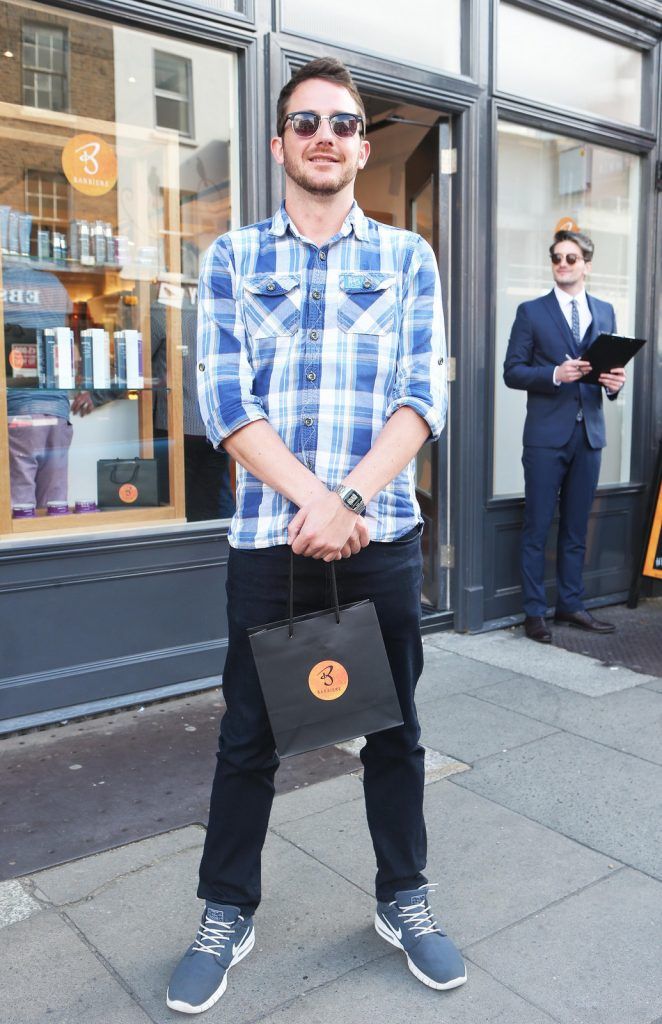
[[345, 490, 362, 510]]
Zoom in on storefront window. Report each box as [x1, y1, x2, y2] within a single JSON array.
[[0, 0, 240, 538], [280, 0, 461, 75], [498, 3, 643, 126], [493, 122, 640, 497]]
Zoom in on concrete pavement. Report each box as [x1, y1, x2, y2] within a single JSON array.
[[2, 627, 662, 1024]]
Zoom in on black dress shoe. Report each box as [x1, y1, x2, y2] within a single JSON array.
[[554, 609, 615, 633], [524, 615, 552, 643]]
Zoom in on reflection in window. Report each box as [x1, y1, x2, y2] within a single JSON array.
[[281, 0, 461, 74], [497, 3, 642, 126], [24, 169, 69, 229], [493, 123, 640, 496], [154, 51, 193, 137], [22, 22, 68, 111]]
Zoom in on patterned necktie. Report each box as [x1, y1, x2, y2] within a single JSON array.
[[571, 299, 581, 351]]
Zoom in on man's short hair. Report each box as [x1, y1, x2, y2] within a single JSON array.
[[276, 57, 366, 137], [550, 230, 594, 262]]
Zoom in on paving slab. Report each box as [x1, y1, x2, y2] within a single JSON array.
[[31, 825, 204, 906], [0, 879, 41, 928], [0, 910, 153, 1024], [417, 644, 519, 703], [453, 731, 662, 878], [57, 830, 383, 1024], [467, 868, 662, 1024], [420, 692, 558, 764], [274, 777, 617, 947], [475, 675, 662, 764], [269, 772, 363, 826], [427, 631, 655, 696], [645, 678, 662, 694], [255, 952, 559, 1024]]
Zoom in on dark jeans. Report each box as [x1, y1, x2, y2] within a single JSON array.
[[198, 531, 427, 915]]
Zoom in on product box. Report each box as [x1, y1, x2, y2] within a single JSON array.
[[44, 328, 75, 389], [80, 329, 111, 389], [114, 330, 143, 389]]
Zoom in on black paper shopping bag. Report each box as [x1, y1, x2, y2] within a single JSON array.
[[97, 458, 159, 508], [248, 554, 403, 757]]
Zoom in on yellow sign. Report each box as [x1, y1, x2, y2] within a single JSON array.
[[61, 134, 118, 196], [643, 483, 662, 580], [308, 660, 349, 701]]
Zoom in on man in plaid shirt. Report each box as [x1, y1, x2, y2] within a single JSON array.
[[167, 57, 466, 1014]]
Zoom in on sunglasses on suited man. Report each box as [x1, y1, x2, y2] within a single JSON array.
[[550, 252, 585, 266], [284, 111, 365, 139]]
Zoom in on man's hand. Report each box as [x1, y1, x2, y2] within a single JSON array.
[[71, 391, 95, 417], [288, 491, 370, 562], [598, 366, 626, 394], [555, 358, 591, 383]]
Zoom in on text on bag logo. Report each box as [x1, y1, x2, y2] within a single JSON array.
[[308, 660, 349, 701]]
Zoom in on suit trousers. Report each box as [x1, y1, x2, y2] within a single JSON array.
[[197, 532, 427, 915], [521, 420, 602, 616]]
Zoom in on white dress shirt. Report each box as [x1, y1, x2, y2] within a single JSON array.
[[553, 286, 592, 386]]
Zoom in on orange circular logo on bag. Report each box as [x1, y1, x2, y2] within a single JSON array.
[[8, 349, 23, 369], [62, 133, 118, 196], [119, 484, 138, 503], [308, 660, 349, 701]]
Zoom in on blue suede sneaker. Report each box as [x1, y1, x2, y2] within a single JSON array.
[[166, 901, 255, 1014], [375, 884, 466, 990]]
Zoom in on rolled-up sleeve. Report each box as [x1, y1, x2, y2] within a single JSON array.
[[386, 235, 447, 441], [197, 237, 268, 447]]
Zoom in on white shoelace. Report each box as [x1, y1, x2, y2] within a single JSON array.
[[395, 884, 443, 938], [192, 915, 240, 957]]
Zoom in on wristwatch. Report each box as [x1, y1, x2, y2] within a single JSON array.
[[335, 484, 366, 516]]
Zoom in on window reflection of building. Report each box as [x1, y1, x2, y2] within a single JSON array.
[[154, 50, 193, 137], [21, 21, 68, 111]]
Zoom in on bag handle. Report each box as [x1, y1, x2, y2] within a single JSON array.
[[109, 458, 140, 485], [288, 549, 340, 639]]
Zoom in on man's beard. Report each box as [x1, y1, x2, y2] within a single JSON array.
[[282, 147, 358, 196]]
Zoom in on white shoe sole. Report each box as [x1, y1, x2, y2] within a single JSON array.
[[374, 913, 467, 991], [166, 927, 255, 1014]]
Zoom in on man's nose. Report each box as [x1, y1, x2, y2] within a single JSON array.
[[316, 117, 335, 142]]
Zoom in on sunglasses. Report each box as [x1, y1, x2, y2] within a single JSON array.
[[550, 252, 584, 265], [284, 111, 364, 139]]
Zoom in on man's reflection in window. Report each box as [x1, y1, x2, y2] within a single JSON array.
[[151, 284, 235, 522], [4, 262, 77, 509]]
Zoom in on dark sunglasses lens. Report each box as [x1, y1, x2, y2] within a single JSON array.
[[291, 113, 319, 137], [331, 114, 359, 137], [552, 253, 578, 265]]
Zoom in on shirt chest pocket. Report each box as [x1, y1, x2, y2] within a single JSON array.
[[338, 272, 397, 335], [242, 273, 301, 339]]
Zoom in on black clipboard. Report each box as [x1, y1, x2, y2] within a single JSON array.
[[582, 332, 646, 385]]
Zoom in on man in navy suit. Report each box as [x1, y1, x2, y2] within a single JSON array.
[[504, 230, 626, 643]]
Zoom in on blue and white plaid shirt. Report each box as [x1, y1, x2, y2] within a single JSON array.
[[197, 202, 447, 548]]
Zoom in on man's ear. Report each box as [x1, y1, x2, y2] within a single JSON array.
[[357, 138, 370, 170], [271, 135, 284, 166], [584, 260, 592, 276]]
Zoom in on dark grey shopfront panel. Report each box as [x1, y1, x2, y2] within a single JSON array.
[[0, 528, 230, 721]]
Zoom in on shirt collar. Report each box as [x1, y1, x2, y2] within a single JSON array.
[[268, 200, 369, 242], [554, 284, 587, 308]]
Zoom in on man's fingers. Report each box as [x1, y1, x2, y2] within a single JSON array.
[[287, 508, 306, 545]]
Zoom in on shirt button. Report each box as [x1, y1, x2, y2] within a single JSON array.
[[312, 289, 321, 300], [303, 416, 313, 427], [310, 329, 319, 340], [363, 278, 372, 288], [319, 251, 326, 261], [198, 362, 205, 371], [266, 282, 275, 291], [307, 371, 316, 382], [438, 357, 444, 365]]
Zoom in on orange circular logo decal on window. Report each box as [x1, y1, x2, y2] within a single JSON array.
[[62, 134, 118, 196], [308, 660, 349, 701], [554, 216, 581, 235], [119, 484, 139, 504]]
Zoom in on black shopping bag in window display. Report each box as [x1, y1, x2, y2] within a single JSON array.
[[248, 553, 403, 757]]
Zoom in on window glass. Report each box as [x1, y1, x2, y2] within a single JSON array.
[[281, 0, 461, 75], [22, 22, 68, 111], [493, 123, 640, 497], [1, 0, 240, 538], [497, 3, 643, 126]]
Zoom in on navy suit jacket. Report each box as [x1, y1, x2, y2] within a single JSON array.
[[503, 290, 617, 450]]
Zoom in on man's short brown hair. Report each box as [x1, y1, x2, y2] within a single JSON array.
[[276, 57, 366, 137], [550, 229, 595, 262]]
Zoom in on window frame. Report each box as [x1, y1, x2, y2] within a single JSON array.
[[153, 48, 195, 139], [21, 20, 69, 112]]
